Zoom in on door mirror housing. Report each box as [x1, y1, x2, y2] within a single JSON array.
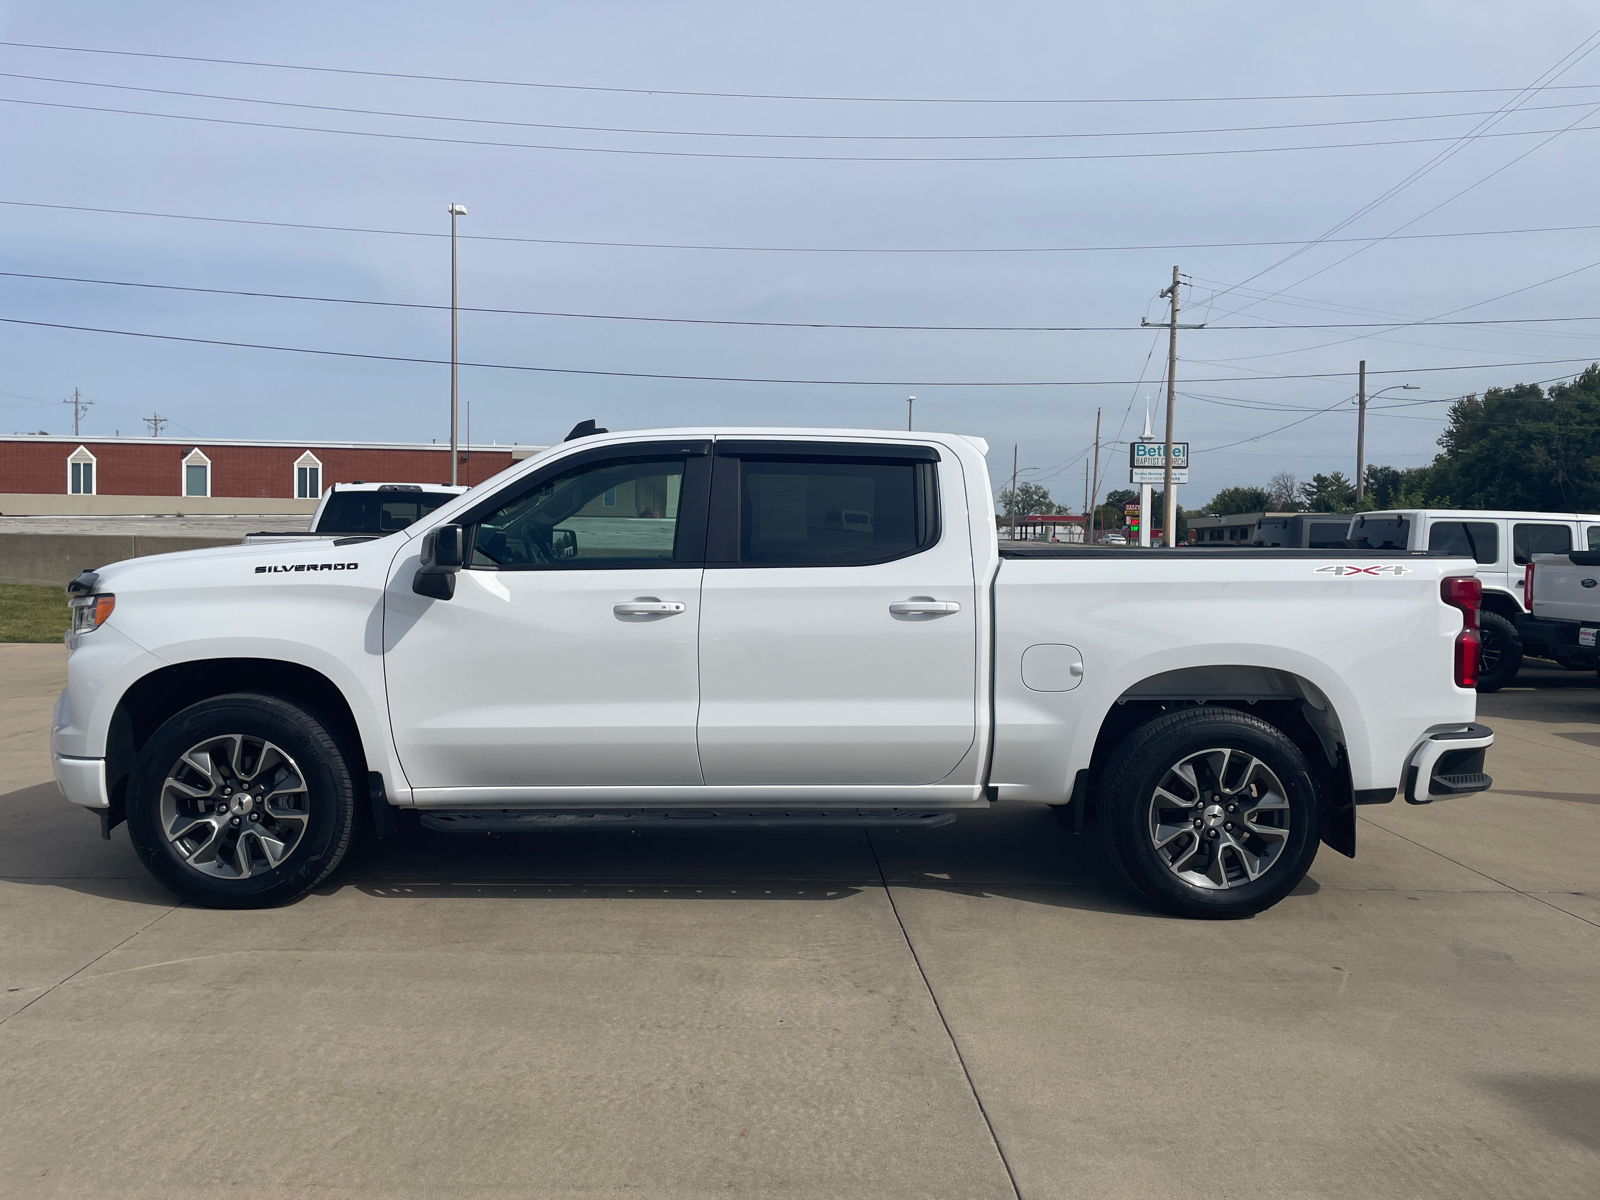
[[552, 528, 578, 559], [413, 524, 465, 599]]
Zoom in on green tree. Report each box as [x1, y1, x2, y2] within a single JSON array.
[[1421, 368, 1600, 510], [998, 481, 1057, 518], [1204, 485, 1271, 516], [1300, 471, 1356, 512]]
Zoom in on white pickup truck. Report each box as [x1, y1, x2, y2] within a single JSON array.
[[1526, 550, 1600, 671], [53, 427, 1494, 919]]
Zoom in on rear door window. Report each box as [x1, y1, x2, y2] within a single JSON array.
[[1587, 525, 1600, 551], [1428, 521, 1499, 564], [1512, 523, 1572, 565], [707, 443, 939, 567]]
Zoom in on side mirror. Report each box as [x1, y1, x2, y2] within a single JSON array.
[[552, 528, 578, 559], [413, 524, 465, 600]]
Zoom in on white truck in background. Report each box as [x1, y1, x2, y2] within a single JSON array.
[[243, 482, 469, 545], [1526, 550, 1600, 673], [1349, 509, 1600, 690], [53, 427, 1494, 920]]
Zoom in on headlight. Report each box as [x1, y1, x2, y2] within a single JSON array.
[[69, 593, 116, 633]]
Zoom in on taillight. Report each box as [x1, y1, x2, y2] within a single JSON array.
[[1524, 562, 1535, 612], [1441, 576, 1481, 688]]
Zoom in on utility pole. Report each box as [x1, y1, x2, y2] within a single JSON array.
[[142, 413, 167, 437], [1083, 461, 1090, 544], [1142, 266, 1205, 546], [1355, 359, 1367, 502], [63, 388, 92, 436], [907, 395, 915, 431], [447, 202, 467, 486], [1010, 444, 1019, 540], [1089, 407, 1101, 544]]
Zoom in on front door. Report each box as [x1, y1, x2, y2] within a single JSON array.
[[384, 441, 711, 793], [695, 440, 978, 787]]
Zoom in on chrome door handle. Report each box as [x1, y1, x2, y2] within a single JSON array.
[[614, 599, 686, 616], [889, 600, 962, 616]]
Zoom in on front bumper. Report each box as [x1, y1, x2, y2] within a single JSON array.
[[1404, 723, 1494, 804], [53, 752, 109, 809]]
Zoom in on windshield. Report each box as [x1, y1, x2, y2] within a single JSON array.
[[316, 491, 460, 535]]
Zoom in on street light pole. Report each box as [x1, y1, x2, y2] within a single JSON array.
[[1354, 364, 1419, 502], [907, 394, 915, 431], [447, 203, 467, 486]]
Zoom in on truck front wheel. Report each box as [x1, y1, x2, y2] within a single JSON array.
[[1098, 707, 1321, 919], [126, 693, 358, 908]]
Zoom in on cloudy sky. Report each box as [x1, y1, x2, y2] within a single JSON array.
[[2, 0, 1598, 507]]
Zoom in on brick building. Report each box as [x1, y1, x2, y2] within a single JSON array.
[[0, 435, 543, 516]]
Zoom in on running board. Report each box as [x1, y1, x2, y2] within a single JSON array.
[[418, 809, 958, 833]]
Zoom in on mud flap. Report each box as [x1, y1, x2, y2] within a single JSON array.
[[1319, 752, 1356, 858]]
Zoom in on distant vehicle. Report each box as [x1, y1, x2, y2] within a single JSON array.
[[1525, 550, 1600, 672], [1096, 532, 1128, 545], [1349, 509, 1600, 691], [1253, 514, 1354, 549], [243, 482, 470, 545]]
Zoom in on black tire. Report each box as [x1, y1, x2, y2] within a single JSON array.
[[1475, 611, 1523, 693], [126, 693, 358, 908], [1098, 706, 1321, 919]]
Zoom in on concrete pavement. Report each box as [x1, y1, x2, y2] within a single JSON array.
[[1, 644, 1596, 1199]]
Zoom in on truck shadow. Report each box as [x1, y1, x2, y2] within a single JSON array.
[[4, 782, 1323, 919], [325, 804, 1166, 918]]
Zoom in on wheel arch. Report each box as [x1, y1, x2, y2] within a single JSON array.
[[1080, 664, 1356, 858], [109, 659, 369, 814]]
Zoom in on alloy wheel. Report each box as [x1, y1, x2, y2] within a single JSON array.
[[159, 734, 311, 879], [1146, 747, 1291, 890]]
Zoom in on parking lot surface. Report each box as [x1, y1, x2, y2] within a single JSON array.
[[2, 644, 1596, 1199]]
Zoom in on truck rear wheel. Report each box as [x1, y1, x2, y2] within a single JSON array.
[[1098, 707, 1321, 919], [125, 693, 358, 908], [1474, 611, 1522, 693]]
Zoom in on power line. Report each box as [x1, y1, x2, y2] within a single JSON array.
[[13, 267, 1600, 332], [1202, 27, 1600, 310], [1, 314, 1593, 386], [8, 40, 1600, 106], [10, 198, 1600, 255], [10, 69, 1600, 142], [6, 95, 1600, 163]]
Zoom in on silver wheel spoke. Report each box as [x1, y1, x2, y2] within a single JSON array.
[[158, 733, 312, 882], [1146, 745, 1292, 892]]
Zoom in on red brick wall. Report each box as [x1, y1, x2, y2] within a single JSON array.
[[0, 441, 518, 496]]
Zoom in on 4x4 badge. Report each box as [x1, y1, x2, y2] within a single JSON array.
[[1316, 564, 1410, 576]]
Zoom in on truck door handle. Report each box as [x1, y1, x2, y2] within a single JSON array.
[[614, 598, 686, 616], [889, 599, 962, 616]]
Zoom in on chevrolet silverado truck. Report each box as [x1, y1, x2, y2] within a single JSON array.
[[53, 427, 1495, 918]]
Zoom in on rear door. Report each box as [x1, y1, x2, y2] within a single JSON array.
[[1427, 519, 1504, 594], [695, 439, 978, 786], [1513, 521, 1574, 606]]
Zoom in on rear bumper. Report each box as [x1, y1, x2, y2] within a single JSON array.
[[1404, 723, 1494, 804]]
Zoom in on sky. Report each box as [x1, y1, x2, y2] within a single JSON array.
[[2, 0, 1599, 508]]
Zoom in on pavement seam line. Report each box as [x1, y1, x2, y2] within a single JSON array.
[[866, 831, 1024, 1200], [0, 900, 184, 1028], [1356, 815, 1600, 930]]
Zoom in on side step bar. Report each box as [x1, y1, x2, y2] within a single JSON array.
[[419, 809, 958, 833]]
